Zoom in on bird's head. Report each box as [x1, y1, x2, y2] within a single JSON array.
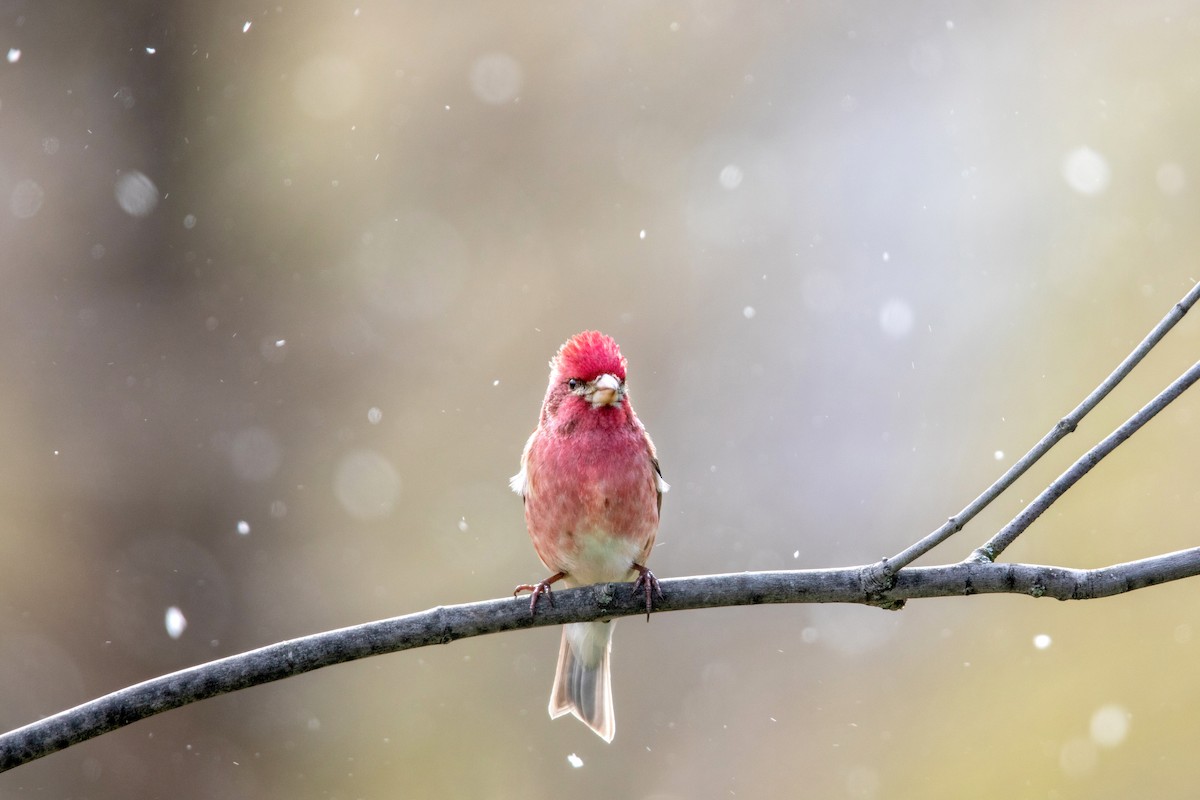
[[540, 331, 633, 427]]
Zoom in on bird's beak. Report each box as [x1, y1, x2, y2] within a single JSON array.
[[589, 373, 622, 407]]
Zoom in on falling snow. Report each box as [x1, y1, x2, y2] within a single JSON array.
[[165, 606, 187, 639]]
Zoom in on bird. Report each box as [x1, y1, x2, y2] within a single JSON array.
[[510, 330, 667, 742]]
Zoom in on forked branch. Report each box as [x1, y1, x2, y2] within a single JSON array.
[[3, 547, 1200, 772], [1, 282, 1197, 775], [971, 358, 1200, 562], [883, 280, 1200, 573]]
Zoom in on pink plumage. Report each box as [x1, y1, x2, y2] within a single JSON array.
[[511, 331, 667, 742], [554, 330, 627, 382]]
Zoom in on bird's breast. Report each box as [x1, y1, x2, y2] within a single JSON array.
[[524, 428, 659, 582]]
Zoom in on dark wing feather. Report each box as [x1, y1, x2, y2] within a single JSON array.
[[652, 457, 664, 518]]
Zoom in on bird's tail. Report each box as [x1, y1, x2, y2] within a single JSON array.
[[549, 620, 615, 742]]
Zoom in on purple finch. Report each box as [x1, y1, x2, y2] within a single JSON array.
[[511, 331, 667, 742]]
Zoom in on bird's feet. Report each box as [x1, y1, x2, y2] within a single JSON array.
[[631, 563, 663, 621], [513, 571, 566, 616]]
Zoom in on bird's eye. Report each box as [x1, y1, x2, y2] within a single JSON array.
[[567, 379, 580, 391]]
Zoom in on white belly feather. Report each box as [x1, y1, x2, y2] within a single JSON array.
[[560, 527, 644, 587]]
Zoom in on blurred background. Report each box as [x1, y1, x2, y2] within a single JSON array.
[[0, 1, 1198, 797]]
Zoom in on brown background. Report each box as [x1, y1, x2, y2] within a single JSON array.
[[1, 2, 1198, 797]]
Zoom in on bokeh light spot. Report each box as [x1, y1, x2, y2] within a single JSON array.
[[1090, 704, 1130, 748], [1156, 162, 1185, 195], [10, 179, 44, 219], [807, 604, 902, 655], [879, 298, 914, 338], [719, 164, 744, 189], [1062, 147, 1110, 195], [114, 171, 159, 217], [334, 449, 401, 520], [469, 52, 523, 104], [229, 426, 282, 482]]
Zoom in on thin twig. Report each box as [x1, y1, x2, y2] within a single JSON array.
[[969, 359, 1200, 562], [881, 280, 1200, 574], [4, 547, 1200, 773]]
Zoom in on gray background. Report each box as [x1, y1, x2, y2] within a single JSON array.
[[1, 2, 1198, 797]]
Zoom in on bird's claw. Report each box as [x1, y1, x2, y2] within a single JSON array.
[[514, 571, 566, 617], [631, 563, 663, 622]]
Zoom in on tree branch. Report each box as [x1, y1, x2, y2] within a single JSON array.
[[4, 547, 1200, 773], [883, 280, 1200, 573], [969, 358, 1200, 562], [4, 283, 1196, 775]]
